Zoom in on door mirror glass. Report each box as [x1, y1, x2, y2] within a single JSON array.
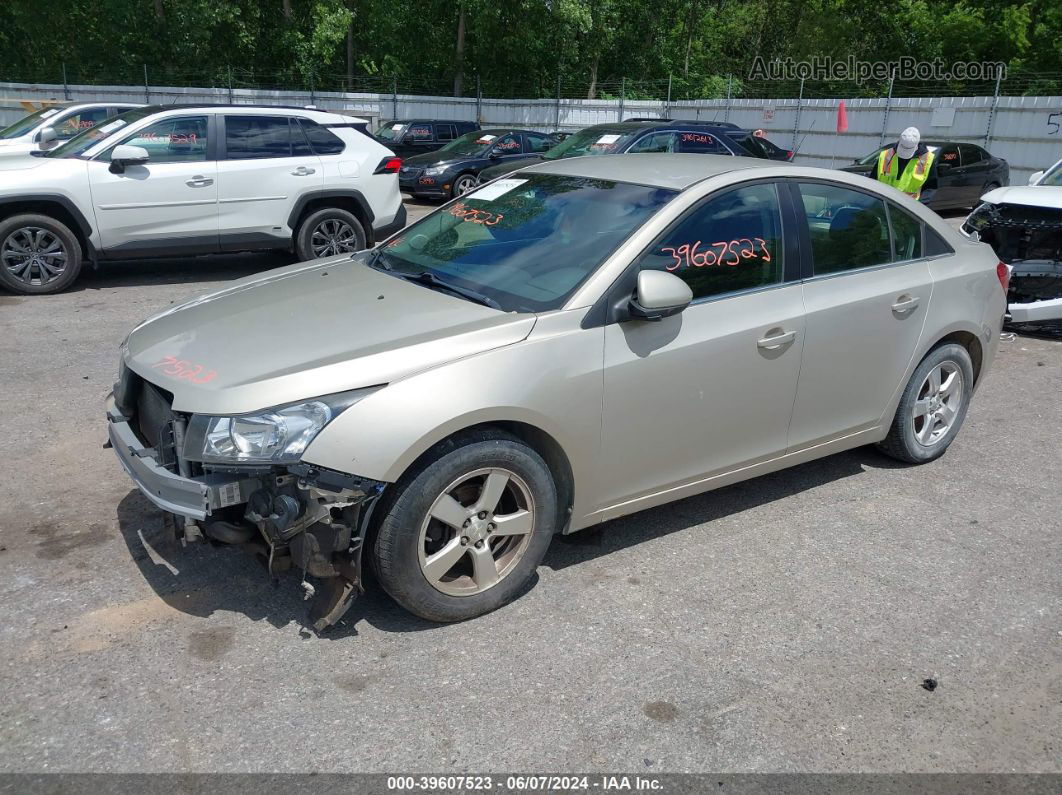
[[1028, 170, 1044, 185], [108, 144, 149, 173], [628, 270, 693, 321], [37, 127, 57, 145]]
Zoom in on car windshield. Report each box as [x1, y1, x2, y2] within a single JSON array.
[[368, 173, 676, 312], [375, 121, 405, 140], [0, 106, 65, 140], [541, 127, 643, 160], [1040, 161, 1062, 186], [44, 107, 157, 158], [437, 131, 504, 156]]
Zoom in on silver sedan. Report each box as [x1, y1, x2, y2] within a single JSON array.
[[108, 154, 1006, 628]]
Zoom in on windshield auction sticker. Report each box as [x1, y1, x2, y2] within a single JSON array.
[[467, 178, 528, 202]]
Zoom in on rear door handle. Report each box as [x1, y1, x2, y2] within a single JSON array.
[[756, 329, 796, 350], [291, 166, 316, 176], [891, 295, 920, 313], [185, 176, 213, 187]]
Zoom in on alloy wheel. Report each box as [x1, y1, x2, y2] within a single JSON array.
[[911, 361, 964, 446], [310, 218, 358, 257], [2, 227, 67, 287], [417, 467, 536, 596], [454, 176, 477, 196]]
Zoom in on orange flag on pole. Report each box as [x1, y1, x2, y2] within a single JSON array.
[[837, 100, 849, 133]]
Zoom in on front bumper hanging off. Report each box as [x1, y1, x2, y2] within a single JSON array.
[[106, 392, 385, 631]]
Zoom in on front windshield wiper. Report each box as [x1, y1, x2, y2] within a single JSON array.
[[392, 269, 502, 310]]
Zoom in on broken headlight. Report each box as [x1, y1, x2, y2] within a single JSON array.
[[183, 387, 380, 465]]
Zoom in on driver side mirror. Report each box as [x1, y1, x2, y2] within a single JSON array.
[[488, 148, 501, 159], [1028, 170, 1044, 186], [628, 270, 693, 321], [108, 144, 149, 174], [37, 127, 58, 146]]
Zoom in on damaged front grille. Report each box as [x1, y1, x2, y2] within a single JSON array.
[[967, 202, 1062, 263], [121, 369, 180, 472]]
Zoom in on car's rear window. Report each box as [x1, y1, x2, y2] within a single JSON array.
[[370, 173, 676, 312]]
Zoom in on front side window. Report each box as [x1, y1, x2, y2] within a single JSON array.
[[636, 182, 784, 300], [797, 182, 890, 275], [887, 203, 923, 261], [225, 115, 294, 159], [937, 145, 960, 168], [493, 133, 521, 153], [675, 131, 732, 155], [371, 174, 675, 312], [53, 108, 112, 140], [407, 124, 433, 141], [628, 132, 677, 153], [107, 115, 209, 163]]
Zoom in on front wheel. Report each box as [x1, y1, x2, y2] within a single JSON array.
[[877, 343, 975, 464], [371, 431, 558, 622], [0, 213, 82, 294], [450, 173, 478, 199], [294, 207, 367, 261]]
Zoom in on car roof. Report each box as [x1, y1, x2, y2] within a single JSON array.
[[525, 152, 784, 190], [388, 119, 476, 124]]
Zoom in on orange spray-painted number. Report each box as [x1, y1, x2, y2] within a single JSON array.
[[660, 237, 772, 271], [152, 356, 218, 384]]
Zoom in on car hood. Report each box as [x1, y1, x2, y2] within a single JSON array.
[[124, 256, 537, 415], [980, 185, 1062, 210], [0, 154, 51, 171]]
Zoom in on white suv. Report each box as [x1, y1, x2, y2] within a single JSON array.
[[0, 104, 405, 294], [0, 101, 141, 158]]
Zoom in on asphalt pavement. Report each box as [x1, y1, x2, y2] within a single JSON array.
[[0, 203, 1058, 773]]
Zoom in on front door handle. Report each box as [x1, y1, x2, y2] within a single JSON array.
[[891, 295, 920, 314], [291, 166, 316, 176], [757, 329, 796, 350], [185, 176, 213, 187]]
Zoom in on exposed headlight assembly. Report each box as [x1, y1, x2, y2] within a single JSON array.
[[183, 387, 380, 465], [424, 165, 448, 176]]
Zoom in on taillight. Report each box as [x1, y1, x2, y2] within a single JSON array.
[[786, 150, 794, 160], [996, 261, 1010, 293], [374, 156, 402, 174]]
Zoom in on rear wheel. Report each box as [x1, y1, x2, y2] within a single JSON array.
[[0, 213, 82, 294], [877, 343, 974, 464], [294, 207, 367, 261], [372, 430, 558, 622]]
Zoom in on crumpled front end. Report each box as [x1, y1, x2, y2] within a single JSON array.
[[963, 201, 1062, 328], [106, 365, 384, 632]]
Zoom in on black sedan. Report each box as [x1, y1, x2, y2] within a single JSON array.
[[476, 120, 787, 185], [841, 141, 1009, 211], [398, 128, 556, 200]]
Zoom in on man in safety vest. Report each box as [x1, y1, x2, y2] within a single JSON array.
[[876, 126, 935, 200]]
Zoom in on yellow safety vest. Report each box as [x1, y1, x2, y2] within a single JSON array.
[[876, 147, 935, 200]]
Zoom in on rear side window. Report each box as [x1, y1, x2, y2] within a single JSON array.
[[436, 123, 456, 141], [797, 182, 890, 275], [298, 119, 345, 155], [224, 115, 294, 159], [676, 131, 731, 155], [635, 182, 784, 300], [959, 144, 984, 165], [628, 132, 676, 153], [925, 226, 954, 256], [525, 133, 553, 153], [887, 203, 923, 261]]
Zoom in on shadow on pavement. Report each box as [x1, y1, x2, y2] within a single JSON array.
[[115, 445, 897, 636], [76, 251, 296, 291]]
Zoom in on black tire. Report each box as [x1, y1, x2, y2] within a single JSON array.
[[372, 429, 558, 622], [450, 173, 478, 199], [294, 207, 367, 262], [877, 343, 975, 464], [0, 213, 82, 295]]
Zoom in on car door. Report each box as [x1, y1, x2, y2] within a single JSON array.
[[87, 113, 219, 255], [787, 180, 932, 449], [598, 180, 805, 509], [958, 144, 995, 203], [215, 114, 322, 249], [931, 144, 962, 207]]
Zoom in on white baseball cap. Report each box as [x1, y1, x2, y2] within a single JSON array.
[[897, 127, 920, 159]]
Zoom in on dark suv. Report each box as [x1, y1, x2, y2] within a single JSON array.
[[841, 141, 1009, 210], [399, 128, 557, 199], [374, 119, 480, 158], [476, 120, 782, 185]]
